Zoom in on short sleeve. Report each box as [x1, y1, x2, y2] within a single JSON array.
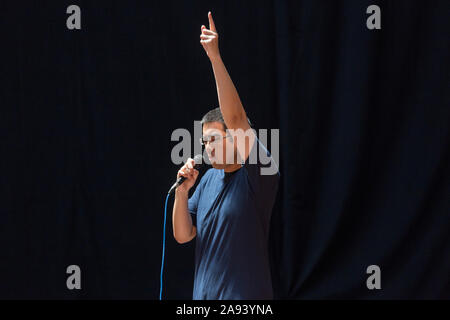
[[188, 173, 207, 215], [188, 174, 207, 228], [243, 136, 280, 193], [188, 186, 200, 215]]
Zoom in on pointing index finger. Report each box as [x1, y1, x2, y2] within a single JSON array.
[[208, 11, 216, 32]]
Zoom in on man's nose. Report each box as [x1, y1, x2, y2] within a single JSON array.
[[205, 143, 214, 154]]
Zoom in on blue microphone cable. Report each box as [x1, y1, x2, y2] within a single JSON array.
[[160, 155, 202, 300], [159, 192, 171, 300]]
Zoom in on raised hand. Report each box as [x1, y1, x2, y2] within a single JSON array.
[[200, 12, 220, 61]]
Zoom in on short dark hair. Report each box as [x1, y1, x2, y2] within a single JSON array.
[[201, 107, 252, 130]]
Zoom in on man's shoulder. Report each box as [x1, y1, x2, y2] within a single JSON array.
[[198, 167, 218, 184], [203, 167, 217, 178]]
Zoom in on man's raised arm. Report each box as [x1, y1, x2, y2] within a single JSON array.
[[200, 12, 255, 161]]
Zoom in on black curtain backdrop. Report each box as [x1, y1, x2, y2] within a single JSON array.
[[0, 0, 448, 299]]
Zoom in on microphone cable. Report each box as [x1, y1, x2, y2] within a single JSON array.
[[159, 192, 170, 300], [160, 155, 202, 300]]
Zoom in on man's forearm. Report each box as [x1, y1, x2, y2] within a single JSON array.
[[210, 56, 247, 126], [172, 189, 195, 243]]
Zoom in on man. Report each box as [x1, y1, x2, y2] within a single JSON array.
[[172, 12, 279, 300]]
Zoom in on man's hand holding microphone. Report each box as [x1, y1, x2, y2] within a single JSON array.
[[175, 157, 200, 194], [171, 156, 203, 244]]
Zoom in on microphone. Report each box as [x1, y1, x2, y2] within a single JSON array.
[[168, 154, 203, 194]]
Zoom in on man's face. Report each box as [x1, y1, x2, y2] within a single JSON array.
[[202, 122, 237, 169]]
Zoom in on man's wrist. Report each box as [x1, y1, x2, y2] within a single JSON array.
[[175, 188, 189, 198], [209, 54, 222, 64]]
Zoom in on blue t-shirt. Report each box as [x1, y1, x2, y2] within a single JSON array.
[[188, 138, 280, 300]]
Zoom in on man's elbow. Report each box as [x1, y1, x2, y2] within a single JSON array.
[[223, 111, 251, 132], [173, 230, 195, 244], [174, 236, 190, 244], [226, 112, 246, 127]]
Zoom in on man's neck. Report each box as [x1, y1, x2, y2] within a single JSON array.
[[223, 163, 242, 173]]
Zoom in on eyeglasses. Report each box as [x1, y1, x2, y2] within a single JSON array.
[[199, 134, 231, 146]]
